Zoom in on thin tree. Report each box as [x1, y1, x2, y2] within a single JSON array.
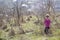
[[16, 0, 25, 34]]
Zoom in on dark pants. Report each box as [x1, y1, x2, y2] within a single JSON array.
[[44, 27, 50, 34]]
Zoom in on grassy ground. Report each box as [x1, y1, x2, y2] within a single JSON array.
[[0, 15, 60, 40]]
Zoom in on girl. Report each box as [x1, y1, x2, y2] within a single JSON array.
[[44, 14, 51, 35]]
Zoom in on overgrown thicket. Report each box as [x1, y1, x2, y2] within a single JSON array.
[[0, 0, 60, 40]]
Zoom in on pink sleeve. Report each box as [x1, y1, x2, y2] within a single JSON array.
[[49, 19, 51, 23]]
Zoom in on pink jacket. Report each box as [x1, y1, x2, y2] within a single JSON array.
[[44, 18, 51, 27]]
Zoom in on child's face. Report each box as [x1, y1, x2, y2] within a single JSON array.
[[46, 16, 49, 18]]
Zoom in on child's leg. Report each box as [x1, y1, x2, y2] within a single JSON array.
[[44, 27, 48, 34], [44, 27, 50, 35], [47, 27, 50, 33]]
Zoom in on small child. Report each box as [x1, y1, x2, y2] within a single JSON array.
[[44, 14, 51, 35]]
